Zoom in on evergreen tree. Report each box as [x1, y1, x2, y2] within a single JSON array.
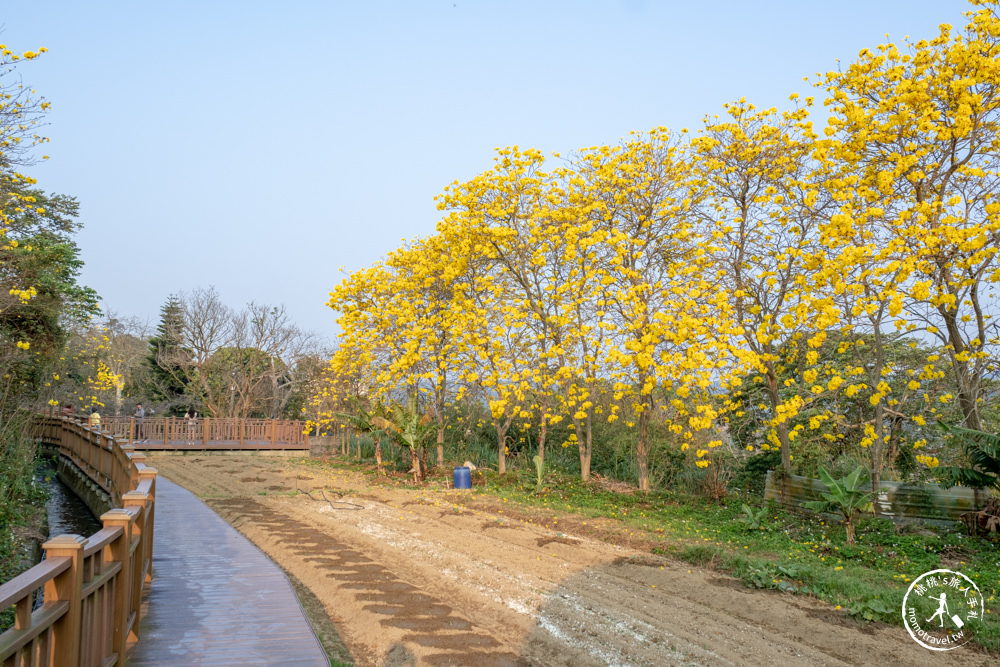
[[145, 295, 189, 410]]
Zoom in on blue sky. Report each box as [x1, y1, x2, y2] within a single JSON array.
[[2, 0, 971, 340]]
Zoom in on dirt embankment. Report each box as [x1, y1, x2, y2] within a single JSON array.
[[148, 455, 992, 667]]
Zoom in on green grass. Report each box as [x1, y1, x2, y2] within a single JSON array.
[[476, 467, 1000, 651], [443, 462, 1000, 650], [305, 455, 1000, 653]]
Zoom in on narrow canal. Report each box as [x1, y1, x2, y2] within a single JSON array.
[[28, 457, 103, 610], [38, 456, 102, 541]]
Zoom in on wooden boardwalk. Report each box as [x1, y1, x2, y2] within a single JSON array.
[[134, 440, 310, 452], [127, 477, 328, 666], [91, 416, 311, 451]]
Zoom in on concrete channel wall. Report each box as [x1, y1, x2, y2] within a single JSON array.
[[764, 470, 991, 525], [40, 443, 113, 518]]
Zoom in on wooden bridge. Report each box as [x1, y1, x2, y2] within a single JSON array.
[[0, 417, 327, 666], [92, 416, 309, 452]]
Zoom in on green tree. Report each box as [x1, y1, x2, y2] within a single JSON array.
[[145, 295, 189, 410], [0, 189, 99, 404]]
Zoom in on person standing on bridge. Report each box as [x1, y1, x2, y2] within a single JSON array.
[[134, 402, 146, 442], [89, 407, 101, 432], [185, 407, 197, 445]]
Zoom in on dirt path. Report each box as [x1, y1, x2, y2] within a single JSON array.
[[148, 455, 991, 666]]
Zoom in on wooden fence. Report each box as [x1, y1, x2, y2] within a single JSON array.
[[96, 416, 309, 448], [0, 417, 156, 667]]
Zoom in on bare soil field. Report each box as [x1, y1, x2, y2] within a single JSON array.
[[148, 455, 992, 667]]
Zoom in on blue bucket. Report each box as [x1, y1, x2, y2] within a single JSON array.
[[453, 466, 472, 489]]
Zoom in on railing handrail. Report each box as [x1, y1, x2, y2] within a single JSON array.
[[90, 415, 310, 448], [0, 558, 71, 609], [0, 415, 157, 667]]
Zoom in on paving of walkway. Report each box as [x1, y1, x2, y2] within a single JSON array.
[[127, 477, 329, 667]]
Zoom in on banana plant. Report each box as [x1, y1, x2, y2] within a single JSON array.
[[738, 503, 767, 530], [374, 393, 436, 483], [533, 454, 545, 492], [803, 465, 875, 545], [936, 422, 1000, 537], [334, 397, 387, 474], [935, 421, 1000, 492]]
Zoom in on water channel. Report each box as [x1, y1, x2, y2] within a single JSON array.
[[25, 457, 103, 610], [38, 455, 102, 543]]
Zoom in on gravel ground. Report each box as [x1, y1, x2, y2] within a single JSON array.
[[148, 455, 994, 667]]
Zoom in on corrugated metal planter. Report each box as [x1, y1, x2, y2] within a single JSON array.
[[764, 471, 992, 526]]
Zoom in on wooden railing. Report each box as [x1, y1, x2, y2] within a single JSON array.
[[96, 416, 309, 448], [0, 417, 156, 667]]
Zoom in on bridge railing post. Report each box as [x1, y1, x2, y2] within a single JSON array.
[[43, 534, 86, 667], [121, 491, 149, 641], [100, 509, 133, 663], [128, 452, 147, 489], [138, 466, 158, 582]]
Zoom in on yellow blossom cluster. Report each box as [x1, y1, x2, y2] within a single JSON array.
[[312, 1, 1000, 489]]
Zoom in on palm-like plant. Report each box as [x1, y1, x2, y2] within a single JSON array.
[[373, 394, 436, 483], [738, 503, 767, 531], [936, 422, 1000, 491], [936, 422, 1000, 538], [803, 465, 875, 545], [334, 397, 387, 473]]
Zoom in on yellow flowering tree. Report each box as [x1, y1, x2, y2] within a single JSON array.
[[438, 147, 590, 470], [573, 129, 727, 491], [381, 235, 464, 467], [436, 148, 553, 472], [321, 237, 464, 476], [692, 100, 836, 473], [819, 2, 1000, 436], [547, 167, 616, 481]]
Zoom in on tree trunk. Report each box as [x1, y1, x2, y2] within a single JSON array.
[[410, 448, 420, 484], [420, 447, 428, 482], [870, 326, 888, 511], [871, 403, 885, 516], [574, 414, 592, 482], [765, 364, 791, 473], [494, 418, 509, 475], [887, 422, 900, 477], [955, 374, 983, 431], [940, 305, 983, 431], [374, 436, 383, 474], [537, 416, 547, 471], [845, 515, 856, 546], [436, 376, 447, 467], [637, 400, 652, 493]]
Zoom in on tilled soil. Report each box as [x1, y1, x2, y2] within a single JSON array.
[[148, 455, 992, 666]]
